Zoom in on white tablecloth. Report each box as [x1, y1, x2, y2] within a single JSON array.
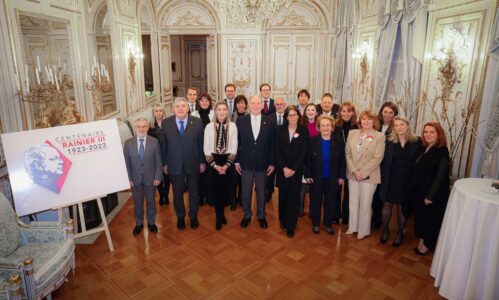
[[430, 178, 499, 300]]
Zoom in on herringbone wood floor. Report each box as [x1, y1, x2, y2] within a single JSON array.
[[54, 192, 443, 299]]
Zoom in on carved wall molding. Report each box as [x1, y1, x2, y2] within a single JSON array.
[[268, 4, 322, 29], [276, 10, 310, 26], [173, 11, 206, 26], [158, 1, 218, 30], [227, 39, 256, 96]]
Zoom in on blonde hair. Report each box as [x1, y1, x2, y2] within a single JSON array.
[[151, 104, 166, 127], [316, 114, 335, 129], [388, 116, 418, 143]]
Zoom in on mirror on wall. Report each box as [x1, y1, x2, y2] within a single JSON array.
[[140, 3, 155, 99], [17, 12, 77, 128], [93, 4, 117, 117]]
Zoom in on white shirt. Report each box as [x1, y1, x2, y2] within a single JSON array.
[[298, 105, 306, 116], [251, 114, 262, 140], [382, 124, 389, 134], [136, 135, 147, 152], [188, 102, 196, 113]]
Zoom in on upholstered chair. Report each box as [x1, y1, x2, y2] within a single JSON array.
[[0, 192, 75, 300]]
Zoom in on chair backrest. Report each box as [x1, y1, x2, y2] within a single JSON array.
[[0, 193, 20, 257]]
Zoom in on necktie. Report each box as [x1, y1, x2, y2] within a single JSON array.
[[229, 101, 233, 114], [190, 104, 194, 112], [263, 100, 269, 114], [139, 138, 145, 162], [278, 115, 282, 126], [179, 120, 185, 136]]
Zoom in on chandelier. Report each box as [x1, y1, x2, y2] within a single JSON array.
[[212, 0, 291, 24]]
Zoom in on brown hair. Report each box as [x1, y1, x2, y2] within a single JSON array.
[[377, 101, 399, 127], [358, 110, 380, 130], [259, 83, 271, 91], [300, 103, 318, 126], [224, 83, 236, 92], [321, 92, 333, 100], [422, 122, 447, 148], [283, 105, 302, 124], [335, 102, 358, 127], [196, 93, 213, 110]]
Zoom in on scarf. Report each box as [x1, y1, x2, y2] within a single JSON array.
[[198, 108, 211, 127], [215, 119, 227, 153]]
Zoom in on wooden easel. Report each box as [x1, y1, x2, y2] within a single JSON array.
[[57, 195, 114, 252]]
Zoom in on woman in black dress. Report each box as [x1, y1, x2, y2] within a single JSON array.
[[275, 105, 309, 238], [411, 122, 450, 255], [379, 116, 422, 247], [333, 102, 358, 225], [147, 104, 170, 205]]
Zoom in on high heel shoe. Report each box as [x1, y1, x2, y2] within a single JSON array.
[[392, 233, 404, 247], [379, 230, 389, 244]]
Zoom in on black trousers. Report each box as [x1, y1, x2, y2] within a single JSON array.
[[371, 185, 382, 225], [310, 178, 337, 227], [333, 180, 349, 222], [170, 171, 199, 219], [209, 154, 232, 222], [413, 196, 446, 249], [199, 169, 211, 204], [278, 173, 302, 231], [157, 173, 170, 202]]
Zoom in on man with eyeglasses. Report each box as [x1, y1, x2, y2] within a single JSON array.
[[260, 83, 276, 116]]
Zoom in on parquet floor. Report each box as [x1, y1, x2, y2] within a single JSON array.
[[54, 192, 443, 299]]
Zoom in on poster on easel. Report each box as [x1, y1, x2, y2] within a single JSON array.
[[1, 119, 129, 217]]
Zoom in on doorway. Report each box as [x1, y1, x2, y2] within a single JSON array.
[[170, 35, 208, 97]]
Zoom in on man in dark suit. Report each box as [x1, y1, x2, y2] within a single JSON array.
[[235, 95, 276, 229], [160, 97, 205, 230], [260, 83, 276, 116], [223, 83, 237, 120], [186, 87, 198, 114], [124, 118, 163, 236], [316, 93, 340, 119], [266, 97, 287, 202]]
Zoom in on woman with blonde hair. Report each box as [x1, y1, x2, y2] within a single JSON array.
[[379, 116, 422, 246], [345, 110, 385, 239], [148, 104, 170, 205], [204, 101, 238, 230]]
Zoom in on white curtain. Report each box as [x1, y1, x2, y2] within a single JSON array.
[[373, 0, 425, 111]]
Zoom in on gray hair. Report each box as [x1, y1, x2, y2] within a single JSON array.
[[173, 97, 188, 105], [135, 117, 148, 125]]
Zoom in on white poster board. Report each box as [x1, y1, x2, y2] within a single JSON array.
[[1, 119, 130, 216]]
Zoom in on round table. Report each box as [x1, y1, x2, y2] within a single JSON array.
[[430, 178, 499, 300]]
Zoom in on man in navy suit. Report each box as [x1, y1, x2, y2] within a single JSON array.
[[260, 83, 276, 116], [160, 97, 205, 230], [235, 95, 276, 229], [124, 118, 163, 236]]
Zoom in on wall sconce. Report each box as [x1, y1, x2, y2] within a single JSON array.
[[125, 42, 143, 93], [352, 41, 373, 88], [426, 23, 469, 103]]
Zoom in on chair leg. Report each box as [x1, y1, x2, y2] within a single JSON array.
[[7, 274, 22, 300], [21, 258, 36, 300]]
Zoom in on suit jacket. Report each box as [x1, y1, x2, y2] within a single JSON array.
[[261, 98, 276, 115], [223, 98, 237, 119], [316, 103, 340, 119], [305, 135, 346, 188], [345, 129, 385, 184], [379, 138, 423, 202], [160, 115, 204, 175], [231, 110, 249, 123], [275, 125, 309, 187], [235, 114, 275, 171], [124, 136, 163, 186], [269, 112, 288, 127], [410, 146, 450, 205]]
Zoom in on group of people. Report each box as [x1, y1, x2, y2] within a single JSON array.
[[123, 83, 451, 255]]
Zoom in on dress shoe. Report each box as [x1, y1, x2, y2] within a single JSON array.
[[177, 218, 186, 230], [165, 198, 170, 205], [280, 222, 285, 230], [326, 227, 334, 235], [148, 224, 158, 233], [392, 233, 404, 247], [133, 225, 143, 236], [215, 222, 222, 231], [191, 218, 199, 229], [159, 199, 166, 206], [286, 230, 294, 238], [240, 218, 251, 228], [312, 226, 320, 234], [258, 218, 268, 229]]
